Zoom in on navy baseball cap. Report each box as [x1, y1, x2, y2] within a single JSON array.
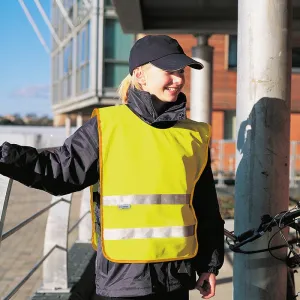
[[129, 35, 204, 75]]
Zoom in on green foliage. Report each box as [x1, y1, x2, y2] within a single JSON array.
[[218, 194, 234, 219], [0, 115, 53, 126]]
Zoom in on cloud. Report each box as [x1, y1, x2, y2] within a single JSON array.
[[11, 84, 50, 99]]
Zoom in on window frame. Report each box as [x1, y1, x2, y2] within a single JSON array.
[[76, 21, 90, 94], [227, 34, 300, 73], [103, 17, 134, 89]]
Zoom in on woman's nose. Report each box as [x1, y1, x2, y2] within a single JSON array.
[[172, 73, 184, 84]]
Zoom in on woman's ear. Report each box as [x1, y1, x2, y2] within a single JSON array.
[[134, 67, 146, 86]]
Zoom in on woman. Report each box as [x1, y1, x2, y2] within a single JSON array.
[[0, 35, 224, 300]]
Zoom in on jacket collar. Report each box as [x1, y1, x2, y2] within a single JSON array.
[[126, 88, 187, 125]]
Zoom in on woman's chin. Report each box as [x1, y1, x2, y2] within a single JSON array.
[[162, 94, 179, 102]]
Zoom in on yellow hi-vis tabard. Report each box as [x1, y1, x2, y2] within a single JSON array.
[[90, 105, 211, 263]]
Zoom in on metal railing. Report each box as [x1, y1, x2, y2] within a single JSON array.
[[0, 175, 91, 299]]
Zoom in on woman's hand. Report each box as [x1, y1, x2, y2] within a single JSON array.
[[195, 272, 216, 299]]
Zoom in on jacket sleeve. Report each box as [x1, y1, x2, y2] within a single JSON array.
[[0, 117, 99, 196], [192, 149, 225, 276]]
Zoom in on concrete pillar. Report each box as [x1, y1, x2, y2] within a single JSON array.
[[234, 1, 292, 300], [76, 112, 83, 128], [65, 115, 71, 137], [190, 35, 213, 125]]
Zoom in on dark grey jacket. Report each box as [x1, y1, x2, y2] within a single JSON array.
[[0, 88, 224, 297]]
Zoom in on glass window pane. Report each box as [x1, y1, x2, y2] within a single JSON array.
[[63, 40, 72, 75], [85, 64, 90, 89], [292, 48, 300, 69], [81, 29, 86, 63], [86, 21, 90, 60], [229, 35, 300, 70], [67, 76, 71, 97], [104, 19, 134, 60], [77, 31, 80, 67], [63, 78, 67, 99], [228, 35, 237, 69], [77, 22, 90, 67], [81, 67, 86, 91], [76, 70, 80, 93], [104, 63, 128, 88], [224, 111, 236, 139]]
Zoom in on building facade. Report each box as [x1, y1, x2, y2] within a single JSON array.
[[51, 0, 134, 125], [50, 1, 300, 142]]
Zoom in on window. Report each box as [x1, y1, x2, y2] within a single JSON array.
[[57, 0, 73, 39], [52, 54, 60, 104], [62, 40, 73, 99], [228, 35, 237, 69], [105, 0, 113, 6], [103, 18, 134, 88], [76, 21, 90, 93], [292, 48, 300, 71], [228, 35, 300, 71], [224, 111, 236, 140]]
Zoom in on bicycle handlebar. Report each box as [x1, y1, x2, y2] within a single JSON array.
[[228, 205, 300, 252]]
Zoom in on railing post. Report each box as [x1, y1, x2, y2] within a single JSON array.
[[0, 177, 13, 250], [78, 187, 92, 243], [39, 193, 72, 292]]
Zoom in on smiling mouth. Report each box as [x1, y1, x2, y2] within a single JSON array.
[[165, 87, 181, 92]]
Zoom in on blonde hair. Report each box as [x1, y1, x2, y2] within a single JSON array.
[[118, 64, 151, 104]]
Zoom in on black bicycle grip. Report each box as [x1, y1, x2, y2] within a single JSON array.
[[286, 255, 300, 268], [237, 229, 256, 242]]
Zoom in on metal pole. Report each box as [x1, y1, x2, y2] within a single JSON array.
[[190, 35, 213, 124], [33, 0, 62, 47], [18, 0, 50, 54], [55, 0, 75, 29], [234, 1, 292, 300]]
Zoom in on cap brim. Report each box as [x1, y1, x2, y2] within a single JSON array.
[[150, 53, 204, 71]]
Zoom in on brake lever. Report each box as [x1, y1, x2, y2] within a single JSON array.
[[286, 255, 300, 268], [229, 230, 265, 252]]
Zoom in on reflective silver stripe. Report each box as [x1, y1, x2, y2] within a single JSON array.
[[103, 194, 191, 206], [104, 225, 195, 240]]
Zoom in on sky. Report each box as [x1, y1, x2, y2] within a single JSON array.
[[0, 1, 52, 117]]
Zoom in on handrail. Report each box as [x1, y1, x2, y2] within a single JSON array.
[[0, 176, 13, 248], [0, 182, 92, 297], [2, 198, 70, 241], [2, 245, 66, 300], [68, 210, 90, 234]]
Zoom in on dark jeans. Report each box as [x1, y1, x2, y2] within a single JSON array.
[[94, 289, 189, 300]]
